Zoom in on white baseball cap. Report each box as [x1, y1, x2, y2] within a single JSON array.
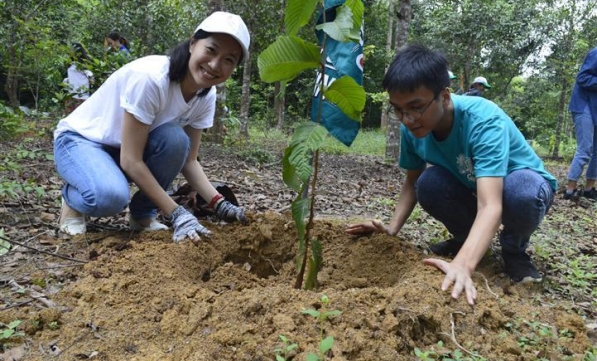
[[472, 76, 491, 88], [194, 11, 250, 61]]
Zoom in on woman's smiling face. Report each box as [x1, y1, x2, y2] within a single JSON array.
[[186, 33, 241, 90]]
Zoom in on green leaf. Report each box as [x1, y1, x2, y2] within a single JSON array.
[[282, 146, 301, 192], [301, 309, 320, 318], [7, 320, 21, 329], [319, 336, 335, 354], [285, 0, 319, 36], [275, 356, 285, 361], [287, 143, 313, 183], [291, 197, 310, 243], [323, 310, 342, 318], [323, 75, 366, 122], [306, 353, 320, 361], [258, 36, 321, 83], [316, 5, 353, 42], [286, 122, 328, 183], [289, 122, 329, 150], [345, 0, 365, 41]]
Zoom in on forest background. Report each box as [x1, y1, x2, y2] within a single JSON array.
[[2, 0, 597, 160]]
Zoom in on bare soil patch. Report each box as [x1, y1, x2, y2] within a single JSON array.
[[1, 130, 595, 360]]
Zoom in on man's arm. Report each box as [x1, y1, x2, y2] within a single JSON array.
[[346, 168, 424, 236], [424, 176, 503, 305]]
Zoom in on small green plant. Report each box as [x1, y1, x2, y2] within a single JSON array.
[[301, 295, 342, 360], [48, 321, 60, 330], [0, 320, 25, 350], [273, 334, 299, 361], [258, 0, 365, 289]]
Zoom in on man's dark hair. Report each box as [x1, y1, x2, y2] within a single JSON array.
[[382, 44, 450, 97]]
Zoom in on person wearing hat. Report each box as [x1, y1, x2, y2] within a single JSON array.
[[448, 71, 463, 95], [53, 11, 250, 241], [465, 76, 491, 97]]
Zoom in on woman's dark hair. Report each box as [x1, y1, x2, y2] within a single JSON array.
[[382, 44, 450, 97], [168, 29, 214, 97], [108, 32, 130, 49], [71, 42, 90, 62]]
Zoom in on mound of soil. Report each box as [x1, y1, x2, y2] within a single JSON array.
[[0, 135, 595, 360], [1, 210, 592, 360]]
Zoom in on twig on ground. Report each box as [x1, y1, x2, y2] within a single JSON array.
[[0, 234, 87, 264], [441, 312, 483, 359], [477, 272, 499, 299]]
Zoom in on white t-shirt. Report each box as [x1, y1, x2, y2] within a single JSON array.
[[54, 55, 215, 147], [66, 64, 93, 100]]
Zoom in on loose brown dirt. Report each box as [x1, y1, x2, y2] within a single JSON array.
[[0, 129, 595, 360]]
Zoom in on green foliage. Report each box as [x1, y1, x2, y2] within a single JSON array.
[[0, 104, 28, 140], [301, 295, 342, 360], [273, 334, 299, 361], [0, 320, 25, 351], [259, 0, 365, 289]]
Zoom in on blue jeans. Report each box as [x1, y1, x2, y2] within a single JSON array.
[[416, 166, 554, 254], [54, 122, 190, 220], [567, 107, 597, 182]]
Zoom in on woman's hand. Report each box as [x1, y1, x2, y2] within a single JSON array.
[[171, 205, 211, 244]]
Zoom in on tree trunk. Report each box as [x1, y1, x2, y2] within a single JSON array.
[[4, 24, 21, 108], [239, 50, 252, 137], [379, 0, 396, 130], [385, 0, 411, 163], [552, 75, 570, 159], [274, 82, 286, 129]]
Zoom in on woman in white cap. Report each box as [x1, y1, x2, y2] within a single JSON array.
[[53, 11, 250, 243], [465, 76, 491, 97]]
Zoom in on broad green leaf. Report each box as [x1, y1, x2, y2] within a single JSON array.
[[288, 143, 313, 182], [291, 197, 310, 244], [285, 0, 318, 36], [323, 75, 366, 121], [275, 356, 284, 361], [346, 0, 364, 41], [289, 122, 329, 150], [282, 146, 301, 192], [258, 36, 320, 83], [319, 336, 334, 354], [315, 5, 353, 42], [301, 309, 320, 317]]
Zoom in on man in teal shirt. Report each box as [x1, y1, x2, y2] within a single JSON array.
[[347, 45, 556, 306]]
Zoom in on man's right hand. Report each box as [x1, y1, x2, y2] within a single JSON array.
[[171, 205, 211, 244], [345, 220, 391, 235]]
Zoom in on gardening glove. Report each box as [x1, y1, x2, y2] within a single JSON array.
[[171, 205, 211, 243], [215, 200, 247, 224]]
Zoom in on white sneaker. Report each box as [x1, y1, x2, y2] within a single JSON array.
[[129, 217, 168, 232], [59, 198, 86, 235]]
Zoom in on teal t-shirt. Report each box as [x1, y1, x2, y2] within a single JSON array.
[[399, 94, 557, 191]]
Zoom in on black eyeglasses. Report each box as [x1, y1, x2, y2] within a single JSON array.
[[390, 97, 436, 122]]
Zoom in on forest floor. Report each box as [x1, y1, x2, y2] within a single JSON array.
[[0, 122, 596, 361]]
